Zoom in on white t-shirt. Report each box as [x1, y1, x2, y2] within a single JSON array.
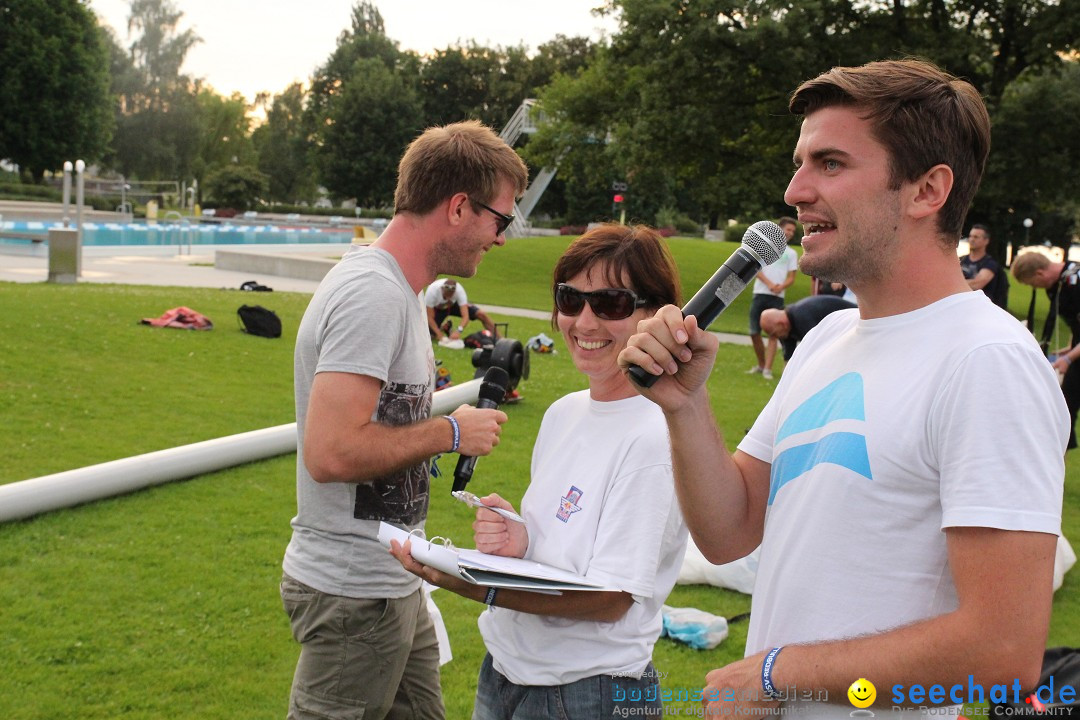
[[752, 246, 799, 297], [478, 391, 688, 686], [424, 278, 467, 309], [737, 292, 1066, 716]]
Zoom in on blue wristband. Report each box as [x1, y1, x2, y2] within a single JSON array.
[[761, 646, 784, 700], [444, 415, 460, 453], [484, 587, 498, 606]]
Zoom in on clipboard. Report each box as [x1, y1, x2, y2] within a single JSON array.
[[378, 522, 613, 594]]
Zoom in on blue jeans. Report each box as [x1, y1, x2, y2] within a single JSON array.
[[472, 653, 663, 719]]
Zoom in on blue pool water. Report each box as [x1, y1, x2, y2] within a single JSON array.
[[0, 220, 355, 247]]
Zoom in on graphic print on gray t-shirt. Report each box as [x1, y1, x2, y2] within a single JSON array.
[[353, 380, 432, 524]]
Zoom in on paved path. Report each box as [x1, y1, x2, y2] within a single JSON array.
[[0, 247, 751, 346]]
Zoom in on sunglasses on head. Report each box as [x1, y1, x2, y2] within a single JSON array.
[[555, 283, 648, 321], [472, 199, 514, 236]]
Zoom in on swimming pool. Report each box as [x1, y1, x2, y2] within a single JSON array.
[[0, 220, 355, 247]]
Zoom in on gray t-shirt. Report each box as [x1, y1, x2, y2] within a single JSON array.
[[283, 246, 435, 598]]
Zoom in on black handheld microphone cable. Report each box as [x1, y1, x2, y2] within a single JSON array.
[[628, 220, 789, 388], [451, 366, 510, 493]]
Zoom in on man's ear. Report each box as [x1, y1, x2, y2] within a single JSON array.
[[907, 164, 953, 220], [446, 193, 470, 227]]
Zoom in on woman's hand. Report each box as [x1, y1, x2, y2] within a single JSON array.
[[473, 493, 529, 557]]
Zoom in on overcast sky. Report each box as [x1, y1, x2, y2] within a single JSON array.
[[90, 1, 619, 102]]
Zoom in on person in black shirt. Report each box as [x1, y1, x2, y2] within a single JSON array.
[[760, 295, 858, 363], [960, 224, 1009, 308], [1012, 251, 1080, 448]]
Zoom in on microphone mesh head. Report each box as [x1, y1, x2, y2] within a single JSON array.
[[742, 221, 786, 265], [479, 366, 510, 403]]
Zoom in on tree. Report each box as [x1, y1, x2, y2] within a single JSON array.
[[306, 1, 423, 204], [203, 164, 268, 212], [534, 0, 1080, 227], [973, 61, 1080, 250], [420, 43, 511, 127], [0, 0, 113, 182], [531, 35, 600, 83], [106, 0, 202, 181], [314, 57, 424, 206], [305, 2, 416, 126], [193, 89, 255, 193], [123, 0, 200, 112], [110, 84, 200, 181], [523, 53, 633, 224], [418, 37, 600, 143], [252, 83, 316, 204]]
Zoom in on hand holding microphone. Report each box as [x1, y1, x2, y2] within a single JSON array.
[[625, 221, 788, 389], [452, 366, 510, 493]]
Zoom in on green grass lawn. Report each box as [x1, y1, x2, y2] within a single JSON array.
[[0, 239, 1076, 719]]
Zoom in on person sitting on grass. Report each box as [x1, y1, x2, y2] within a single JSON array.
[[425, 278, 497, 342], [392, 224, 689, 719]]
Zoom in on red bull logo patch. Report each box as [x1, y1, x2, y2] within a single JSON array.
[[556, 486, 583, 522]]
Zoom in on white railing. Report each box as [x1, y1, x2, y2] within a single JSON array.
[[500, 99, 564, 237]]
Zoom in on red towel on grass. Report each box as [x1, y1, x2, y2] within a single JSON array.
[[140, 306, 214, 330]]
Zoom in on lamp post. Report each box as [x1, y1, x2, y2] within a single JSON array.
[[74, 160, 85, 277], [75, 160, 85, 238], [120, 176, 131, 217], [1023, 217, 1033, 246], [62, 161, 73, 227]]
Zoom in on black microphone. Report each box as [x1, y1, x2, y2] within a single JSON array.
[[629, 220, 788, 388], [452, 366, 510, 493]]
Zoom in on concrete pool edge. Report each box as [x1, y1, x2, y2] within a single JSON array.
[[215, 247, 346, 282], [0, 241, 356, 259]]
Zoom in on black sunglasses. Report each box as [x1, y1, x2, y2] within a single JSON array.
[[472, 199, 514, 236], [555, 283, 649, 321]]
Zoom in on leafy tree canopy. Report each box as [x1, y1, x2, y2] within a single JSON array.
[[535, 0, 1079, 227], [0, 0, 113, 182]]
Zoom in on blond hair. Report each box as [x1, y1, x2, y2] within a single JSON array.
[[1011, 251, 1052, 283], [394, 121, 528, 216]]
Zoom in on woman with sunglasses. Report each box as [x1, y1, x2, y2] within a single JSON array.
[[392, 224, 688, 718]]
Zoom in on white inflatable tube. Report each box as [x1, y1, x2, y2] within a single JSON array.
[[0, 378, 482, 524], [428, 377, 485, 414]]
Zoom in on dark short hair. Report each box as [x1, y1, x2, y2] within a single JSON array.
[[394, 120, 528, 216], [551, 224, 682, 326], [790, 59, 990, 241], [970, 223, 990, 238]]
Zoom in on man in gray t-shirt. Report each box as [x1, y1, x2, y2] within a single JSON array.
[[281, 120, 527, 720]]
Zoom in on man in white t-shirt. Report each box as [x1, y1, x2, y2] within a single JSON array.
[[747, 218, 799, 380], [424, 278, 497, 341], [621, 60, 1066, 717]]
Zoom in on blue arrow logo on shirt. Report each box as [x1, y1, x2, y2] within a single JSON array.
[[769, 372, 872, 505]]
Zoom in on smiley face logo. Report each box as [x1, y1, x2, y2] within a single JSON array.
[[848, 678, 876, 709]]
